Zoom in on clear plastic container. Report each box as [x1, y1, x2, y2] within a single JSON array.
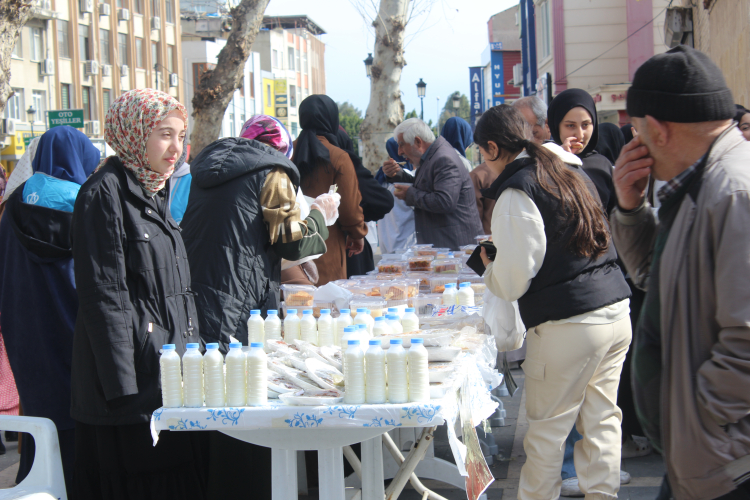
[[225, 342, 247, 407], [408, 339, 430, 402], [475, 234, 492, 243], [203, 343, 225, 407], [401, 307, 420, 333], [344, 340, 366, 404], [317, 309, 334, 347], [377, 260, 408, 274], [386, 303, 407, 319], [386, 339, 409, 404], [365, 339, 387, 404], [375, 273, 403, 280], [460, 244, 477, 255], [379, 281, 409, 301], [458, 273, 484, 284], [280, 284, 316, 306], [334, 309, 353, 347], [182, 343, 204, 408], [442, 283, 458, 306], [300, 309, 318, 345], [409, 294, 443, 316], [411, 243, 434, 252], [313, 301, 335, 318], [284, 310, 301, 342], [429, 275, 458, 293], [372, 316, 392, 337], [457, 282, 475, 306], [349, 298, 386, 318], [246, 342, 267, 406], [405, 272, 432, 290], [470, 283, 486, 305], [432, 258, 462, 274], [247, 309, 265, 345], [380, 253, 408, 261], [408, 255, 435, 271], [265, 310, 282, 342], [160, 344, 183, 408]]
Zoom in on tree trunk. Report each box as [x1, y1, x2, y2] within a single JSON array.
[[0, 0, 33, 117], [360, 0, 410, 173], [189, 0, 270, 160]]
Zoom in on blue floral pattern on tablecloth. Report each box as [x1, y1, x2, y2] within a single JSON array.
[[285, 413, 324, 428], [206, 408, 245, 426], [323, 405, 359, 419], [169, 419, 207, 430], [401, 404, 442, 424]]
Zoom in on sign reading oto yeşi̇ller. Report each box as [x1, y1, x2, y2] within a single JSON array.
[[48, 109, 84, 129]]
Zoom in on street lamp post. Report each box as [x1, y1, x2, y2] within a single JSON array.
[[363, 53, 374, 78], [416, 78, 426, 121], [452, 93, 460, 113], [26, 106, 35, 140]]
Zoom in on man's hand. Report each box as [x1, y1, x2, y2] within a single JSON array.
[[393, 184, 409, 200], [346, 236, 365, 257], [613, 136, 653, 211], [382, 158, 403, 178]]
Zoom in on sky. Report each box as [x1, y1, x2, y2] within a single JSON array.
[[264, 0, 517, 125]]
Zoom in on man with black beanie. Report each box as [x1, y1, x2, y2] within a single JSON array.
[[612, 45, 750, 500]]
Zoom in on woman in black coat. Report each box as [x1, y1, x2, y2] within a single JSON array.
[[70, 89, 206, 500]]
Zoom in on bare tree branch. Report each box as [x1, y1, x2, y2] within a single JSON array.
[[0, 0, 34, 118]]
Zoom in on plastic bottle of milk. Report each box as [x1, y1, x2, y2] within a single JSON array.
[[401, 308, 420, 334], [284, 310, 301, 342], [265, 310, 282, 342], [387, 339, 409, 404], [457, 282, 475, 307], [182, 343, 204, 408], [317, 309, 334, 347], [365, 339, 387, 404], [247, 309, 265, 345], [344, 340, 366, 404], [372, 316, 392, 337], [442, 283, 458, 306], [203, 343, 225, 407], [354, 308, 373, 335], [246, 342, 267, 406], [160, 344, 183, 408], [335, 309, 352, 347], [386, 314, 404, 334], [387, 307, 403, 321], [408, 338, 430, 402], [225, 342, 247, 407], [356, 323, 371, 353], [340, 325, 358, 377], [300, 309, 318, 345]]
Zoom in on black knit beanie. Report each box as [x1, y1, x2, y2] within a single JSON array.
[[627, 45, 735, 123]]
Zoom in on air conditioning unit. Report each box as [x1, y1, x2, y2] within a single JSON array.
[[38, 0, 51, 10], [512, 63, 523, 87], [85, 121, 101, 136], [120, 64, 129, 77], [1, 118, 17, 135], [169, 73, 178, 87], [40, 58, 55, 76], [80, 0, 93, 13], [151, 16, 160, 30], [101, 64, 112, 76], [117, 7, 130, 20], [99, 3, 110, 16], [84, 60, 99, 75], [665, 7, 693, 48]]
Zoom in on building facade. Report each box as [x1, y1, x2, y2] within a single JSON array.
[[480, 6, 522, 111], [2, 0, 184, 173]]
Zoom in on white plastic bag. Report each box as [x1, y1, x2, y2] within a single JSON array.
[[314, 283, 353, 313], [482, 288, 525, 352], [281, 188, 324, 271]]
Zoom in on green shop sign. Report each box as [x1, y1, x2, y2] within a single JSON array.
[[48, 109, 84, 129]]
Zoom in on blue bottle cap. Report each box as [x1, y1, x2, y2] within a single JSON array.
[[386, 314, 398, 320], [405, 308, 415, 313], [267, 309, 278, 315], [229, 342, 242, 349], [357, 324, 367, 330], [186, 343, 199, 349], [163, 344, 176, 350], [388, 307, 398, 313], [356, 308, 367, 313], [250, 309, 261, 315], [365, 309, 371, 314], [374, 316, 386, 322], [321, 309, 331, 314], [369, 339, 382, 345], [287, 309, 297, 314], [302, 309, 313, 315], [444, 283, 456, 288], [340, 308, 351, 313], [348, 339, 360, 345], [389, 339, 403, 345], [411, 338, 424, 344], [459, 282, 471, 288], [250, 342, 263, 348], [344, 325, 357, 332], [206, 343, 219, 349]]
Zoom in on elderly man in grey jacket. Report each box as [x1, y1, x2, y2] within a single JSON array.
[[612, 45, 750, 500], [383, 118, 482, 249]]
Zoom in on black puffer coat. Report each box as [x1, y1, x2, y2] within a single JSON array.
[[180, 138, 301, 348], [70, 158, 201, 425]]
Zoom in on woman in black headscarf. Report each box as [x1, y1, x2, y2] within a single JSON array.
[[336, 126, 393, 277], [292, 95, 368, 284], [597, 122, 627, 166], [548, 88, 617, 215], [735, 104, 750, 140]]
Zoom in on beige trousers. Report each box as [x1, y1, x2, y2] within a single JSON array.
[[518, 316, 632, 500]]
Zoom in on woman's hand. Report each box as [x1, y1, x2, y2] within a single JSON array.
[[346, 236, 364, 257], [562, 136, 583, 154], [480, 246, 491, 267]]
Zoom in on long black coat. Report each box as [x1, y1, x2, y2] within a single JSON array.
[[70, 158, 201, 425]]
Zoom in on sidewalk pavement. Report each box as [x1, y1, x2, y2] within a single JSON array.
[[0, 368, 666, 498]]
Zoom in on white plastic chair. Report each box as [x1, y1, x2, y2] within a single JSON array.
[[0, 416, 67, 500]]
